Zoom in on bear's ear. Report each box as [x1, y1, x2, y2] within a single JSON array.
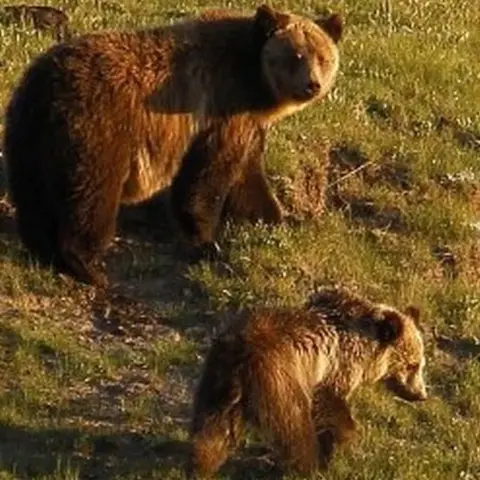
[[315, 13, 343, 43], [405, 305, 421, 326], [254, 4, 290, 38], [376, 311, 404, 344]]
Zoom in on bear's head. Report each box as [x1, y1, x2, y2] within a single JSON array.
[[374, 306, 428, 402], [254, 4, 343, 106]]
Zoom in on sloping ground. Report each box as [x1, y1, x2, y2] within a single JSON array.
[[0, 0, 479, 479]]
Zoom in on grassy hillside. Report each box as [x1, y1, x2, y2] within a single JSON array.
[[0, 0, 479, 479]]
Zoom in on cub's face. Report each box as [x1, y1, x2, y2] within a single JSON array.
[[377, 307, 428, 402], [255, 5, 343, 106]]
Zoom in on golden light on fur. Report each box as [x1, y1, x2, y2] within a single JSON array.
[[3, 4, 343, 287], [187, 287, 427, 478]]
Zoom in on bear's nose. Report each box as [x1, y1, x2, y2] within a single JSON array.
[[306, 80, 321, 96]]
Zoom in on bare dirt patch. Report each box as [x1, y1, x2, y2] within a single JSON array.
[[328, 143, 415, 192], [324, 142, 415, 232], [274, 141, 330, 221]]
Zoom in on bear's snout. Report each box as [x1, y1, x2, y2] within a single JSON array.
[[305, 80, 321, 97], [384, 376, 428, 403], [293, 79, 321, 101]]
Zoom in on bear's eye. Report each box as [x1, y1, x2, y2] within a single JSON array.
[[288, 52, 304, 69]]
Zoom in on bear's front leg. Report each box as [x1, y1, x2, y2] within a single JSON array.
[[312, 386, 358, 468], [222, 129, 283, 225], [170, 119, 260, 260]]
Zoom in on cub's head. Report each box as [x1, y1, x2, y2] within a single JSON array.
[[254, 4, 343, 106], [374, 306, 428, 402]]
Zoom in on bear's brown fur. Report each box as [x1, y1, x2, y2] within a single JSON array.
[[188, 287, 427, 478], [2, 4, 343, 287]]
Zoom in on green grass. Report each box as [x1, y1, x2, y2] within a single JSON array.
[[0, 0, 479, 478]]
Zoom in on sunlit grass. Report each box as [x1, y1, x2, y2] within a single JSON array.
[[0, 0, 479, 478]]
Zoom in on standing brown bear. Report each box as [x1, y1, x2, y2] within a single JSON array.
[[188, 287, 428, 478], [2, 4, 343, 287]]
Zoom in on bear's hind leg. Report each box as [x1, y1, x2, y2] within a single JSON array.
[[5, 144, 61, 269], [13, 185, 60, 269], [187, 337, 246, 478], [56, 175, 124, 288], [57, 239, 108, 288], [267, 393, 319, 477], [251, 368, 319, 477], [188, 405, 244, 479]]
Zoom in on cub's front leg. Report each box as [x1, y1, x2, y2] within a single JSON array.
[[222, 128, 283, 225], [170, 118, 262, 260], [312, 386, 358, 468]]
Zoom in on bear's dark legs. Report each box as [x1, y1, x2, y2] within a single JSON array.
[[170, 126, 231, 253], [223, 153, 282, 225], [10, 166, 116, 287], [263, 389, 319, 477], [4, 138, 59, 268], [187, 335, 246, 478], [171, 121, 263, 258], [248, 364, 319, 477], [56, 176, 123, 288], [187, 405, 244, 479], [57, 238, 108, 288], [14, 189, 59, 268], [312, 387, 357, 468]]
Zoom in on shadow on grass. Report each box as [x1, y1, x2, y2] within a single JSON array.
[[0, 423, 188, 479], [0, 423, 281, 480], [0, 323, 62, 365], [0, 158, 217, 338], [435, 335, 480, 361]]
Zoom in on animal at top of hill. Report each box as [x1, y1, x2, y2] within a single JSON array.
[[1, 5, 71, 41], [2, 4, 344, 288], [188, 286, 428, 478]]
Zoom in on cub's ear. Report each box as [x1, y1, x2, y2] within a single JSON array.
[[405, 305, 421, 326], [315, 13, 343, 43], [376, 311, 404, 344], [254, 4, 290, 38]]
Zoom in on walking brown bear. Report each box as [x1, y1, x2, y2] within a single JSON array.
[[188, 287, 428, 478], [3, 4, 343, 287]]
